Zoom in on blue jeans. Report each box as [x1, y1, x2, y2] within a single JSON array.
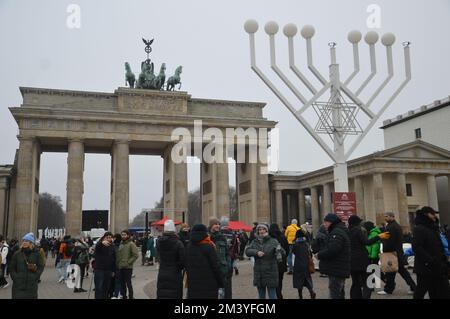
[[94, 270, 112, 299], [113, 270, 121, 297], [287, 245, 293, 272], [257, 287, 277, 299], [56, 259, 71, 280]]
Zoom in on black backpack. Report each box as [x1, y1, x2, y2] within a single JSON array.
[[64, 241, 75, 257]]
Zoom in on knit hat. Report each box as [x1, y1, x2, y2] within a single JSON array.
[[420, 206, 438, 215], [208, 216, 220, 228], [324, 213, 340, 224], [348, 215, 362, 227], [192, 224, 208, 233], [22, 232, 35, 244], [291, 219, 298, 225], [164, 219, 176, 232], [256, 223, 269, 232]]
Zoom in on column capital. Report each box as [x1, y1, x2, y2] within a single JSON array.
[[114, 139, 130, 146], [68, 138, 84, 143], [16, 135, 35, 142]]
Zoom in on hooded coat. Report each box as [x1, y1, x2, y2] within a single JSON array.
[[186, 229, 224, 299], [245, 234, 285, 288], [10, 247, 45, 299], [317, 221, 351, 278], [156, 232, 185, 299], [412, 214, 448, 276], [292, 236, 312, 288]]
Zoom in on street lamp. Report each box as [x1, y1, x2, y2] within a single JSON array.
[[244, 20, 411, 192]]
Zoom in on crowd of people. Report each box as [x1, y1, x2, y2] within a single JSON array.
[[0, 205, 449, 299]]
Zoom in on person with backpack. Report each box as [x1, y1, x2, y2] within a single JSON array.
[[209, 216, 233, 299], [269, 223, 289, 299], [57, 235, 74, 283], [72, 237, 90, 293], [0, 235, 10, 288], [9, 233, 45, 299]]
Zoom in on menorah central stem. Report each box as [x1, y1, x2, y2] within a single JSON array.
[[330, 62, 349, 192]]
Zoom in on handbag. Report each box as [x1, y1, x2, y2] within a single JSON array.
[[23, 252, 38, 273], [380, 252, 398, 273]]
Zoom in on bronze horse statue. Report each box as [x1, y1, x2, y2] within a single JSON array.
[[166, 66, 182, 91]]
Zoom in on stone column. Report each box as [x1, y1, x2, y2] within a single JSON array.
[[298, 189, 306, 224], [354, 176, 364, 219], [396, 173, 409, 232], [275, 189, 283, 226], [112, 140, 129, 233], [426, 174, 439, 210], [14, 137, 40, 238], [65, 139, 84, 236], [163, 144, 188, 222], [0, 178, 8, 235], [373, 173, 385, 225], [310, 186, 320, 234], [323, 183, 332, 215]]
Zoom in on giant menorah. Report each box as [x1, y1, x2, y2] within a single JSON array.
[[244, 20, 411, 192]]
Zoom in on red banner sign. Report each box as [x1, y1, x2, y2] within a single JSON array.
[[333, 192, 356, 223]]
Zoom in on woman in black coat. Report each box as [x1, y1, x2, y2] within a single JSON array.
[[156, 230, 185, 299], [269, 223, 289, 299], [347, 215, 386, 299], [186, 224, 224, 299], [292, 229, 316, 299]]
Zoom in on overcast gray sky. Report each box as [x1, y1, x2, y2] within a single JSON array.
[[1, 0, 449, 220]]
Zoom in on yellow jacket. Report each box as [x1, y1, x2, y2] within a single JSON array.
[[285, 224, 300, 244]]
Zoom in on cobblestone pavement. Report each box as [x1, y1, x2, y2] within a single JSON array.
[[0, 255, 417, 299]]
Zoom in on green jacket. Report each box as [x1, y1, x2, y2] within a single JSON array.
[[245, 235, 285, 288], [117, 239, 139, 270], [10, 248, 45, 299], [366, 227, 382, 260]]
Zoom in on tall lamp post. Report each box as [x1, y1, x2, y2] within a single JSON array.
[[244, 20, 411, 192]]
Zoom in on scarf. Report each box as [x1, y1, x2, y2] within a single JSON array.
[[199, 235, 216, 250]]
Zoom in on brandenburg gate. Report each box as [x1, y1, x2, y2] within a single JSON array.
[[5, 86, 275, 238]]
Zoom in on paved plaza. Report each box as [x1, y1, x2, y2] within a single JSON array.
[[0, 254, 416, 299]]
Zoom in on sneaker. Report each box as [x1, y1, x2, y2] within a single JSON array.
[[57, 277, 64, 283], [377, 290, 389, 295], [310, 292, 316, 299], [111, 297, 118, 299], [234, 268, 239, 276], [407, 290, 414, 295], [74, 288, 80, 293], [287, 271, 293, 275]]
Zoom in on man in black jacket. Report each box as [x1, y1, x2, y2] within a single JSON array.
[[412, 206, 450, 299], [93, 232, 116, 299], [348, 215, 390, 299], [378, 212, 416, 295], [317, 213, 351, 299]]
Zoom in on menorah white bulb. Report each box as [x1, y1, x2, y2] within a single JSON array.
[[244, 19, 259, 34], [381, 33, 396, 46], [264, 21, 279, 35], [301, 25, 315, 39], [364, 31, 379, 44], [283, 23, 298, 37], [347, 30, 362, 44]]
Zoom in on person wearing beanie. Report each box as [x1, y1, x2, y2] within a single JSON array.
[[117, 230, 139, 299], [292, 229, 316, 299], [9, 233, 45, 299], [156, 222, 185, 299], [347, 215, 390, 299], [378, 212, 416, 296], [412, 206, 450, 299], [268, 223, 289, 299], [186, 224, 224, 299], [285, 219, 300, 274], [209, 216, 234, 299], [246, 223, 285, 299], [317, 213, 351, 299]]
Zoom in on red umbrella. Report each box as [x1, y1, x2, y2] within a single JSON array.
[[228, 221, 253, 232], [150, 216, 182, 226]]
